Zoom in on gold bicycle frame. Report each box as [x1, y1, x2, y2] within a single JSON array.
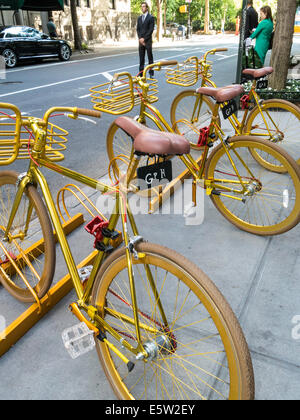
[[195, 57, 278, 138], [3, 110, 172, 361], [130, 63, 254, 204]]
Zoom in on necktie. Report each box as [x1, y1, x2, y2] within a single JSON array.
[[142, 15, 146, 23]]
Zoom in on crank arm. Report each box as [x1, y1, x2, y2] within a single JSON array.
[[211, 190, 246, 203], [69, 302, 135, 372]]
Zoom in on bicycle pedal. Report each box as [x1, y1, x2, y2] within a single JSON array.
[[62, 322, 95, 359], [77, 266, 93, 283], [184, 202, 196, 218]]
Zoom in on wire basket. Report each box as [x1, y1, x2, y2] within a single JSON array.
[[165, 57, 200, 87], [0, 109, 68, 165], [90, 72, 159, 115], [20, 120, 68, 162]]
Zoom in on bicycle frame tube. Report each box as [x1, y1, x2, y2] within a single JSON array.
[[31, 165, 86, 299], [143, 109, 173, 132], [35, 154, 167, 353], [3, 173, 32, 241], [137, 100, 173, 132], [245, 88, 279, 138], [192, 94, 204, 123]]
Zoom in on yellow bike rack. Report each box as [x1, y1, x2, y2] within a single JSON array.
[[0, 184, 122, 357], [145, 155, 204, 214]]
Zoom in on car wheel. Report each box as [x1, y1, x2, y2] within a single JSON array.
[[59, 44, 71, 61], [2, 49, 17, 68]]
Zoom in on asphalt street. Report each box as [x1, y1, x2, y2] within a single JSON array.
[[0, 34, 300, 401]]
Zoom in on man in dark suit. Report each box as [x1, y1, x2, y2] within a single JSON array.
[[137, 2, 155, 78], [245, 0, 258, 38]]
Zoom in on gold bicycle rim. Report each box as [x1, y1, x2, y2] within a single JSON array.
[[244, 100, 300, 173], [170, 90, 218, 149], [205, 136, 300, 236], [91, 243, 254, 400]]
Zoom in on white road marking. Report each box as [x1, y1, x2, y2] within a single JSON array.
[[5, 51, 139, 73], [0, 49, 235, 99], [217, 53, 238, 61]]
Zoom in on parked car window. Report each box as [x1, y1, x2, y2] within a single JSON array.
[[5, 31, 22, 38], [26, 28, 40, 37], [26, 30, 40, 38]]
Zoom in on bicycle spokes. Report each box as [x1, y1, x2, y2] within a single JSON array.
[[206, 138, 300, 234]]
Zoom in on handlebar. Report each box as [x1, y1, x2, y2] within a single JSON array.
[[75, 108, 102, 118], [157, 60, 178, 67], [42, 106, 101, 125], [203, 48, 228, 60], [214, 48, 228, 53], [142, 60, 178, 78]]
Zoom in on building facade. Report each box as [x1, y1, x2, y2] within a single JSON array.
[[0, 0, 133, 44]]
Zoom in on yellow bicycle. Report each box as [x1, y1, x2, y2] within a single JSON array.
[[169, 50, 300, 170], [0, 103, 254, 400], [91, 62, 300, 236]]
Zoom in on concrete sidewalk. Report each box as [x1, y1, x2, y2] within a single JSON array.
[[71, 33, 240, 56], [0, 161, 300, 400], [71, 32, 300, 55]]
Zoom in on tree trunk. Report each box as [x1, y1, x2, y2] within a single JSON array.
[[70, 0, 81, 50], [163, 0, 166, 36], [156, 0, 162, 42], [269, 0, 297, 90], [204, 0, 210, 34]]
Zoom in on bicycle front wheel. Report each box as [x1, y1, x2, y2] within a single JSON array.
[[91, 242, 254, 400], [205, 136, 300, 235], [0, 171, 55, 302], [244, 99, 300, 172], [170, 90, 218, 149]]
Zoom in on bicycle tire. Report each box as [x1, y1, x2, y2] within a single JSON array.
[[205, 136, 300, 236], [91, 242, 255, 400], [244, 99, 300, 173], [106, 121, 134, 182], [170, 90, 218, 149], [106, 120, 167, 195], [0, 171, 56, 302]]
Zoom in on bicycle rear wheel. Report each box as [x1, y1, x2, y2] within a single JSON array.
[[244, 99, 300, 172], [91, 242, 254, 400], [107, 121, 133, 181], [0, 171, 55, 302], [170, 90, 218, 149], [205, 136, 300, 235]]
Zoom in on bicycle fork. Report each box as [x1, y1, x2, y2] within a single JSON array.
[[3, 172, 33, 242]]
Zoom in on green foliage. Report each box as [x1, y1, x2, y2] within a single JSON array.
[[243, 79, 300, 104], [130, 0, 239, 31], [131, 0, 142, 14]]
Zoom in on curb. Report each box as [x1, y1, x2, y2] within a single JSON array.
[[70, 33, 240, 56]]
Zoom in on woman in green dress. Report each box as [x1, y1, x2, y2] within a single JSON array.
[[250, 6, 274, 67]]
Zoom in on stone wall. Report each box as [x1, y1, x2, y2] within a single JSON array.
[[54, 0, 132, 43], [0, 0, 132, 43]]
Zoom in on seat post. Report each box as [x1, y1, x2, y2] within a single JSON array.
[[210, 102, 221, 134], [124, 153, 140, 189]]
